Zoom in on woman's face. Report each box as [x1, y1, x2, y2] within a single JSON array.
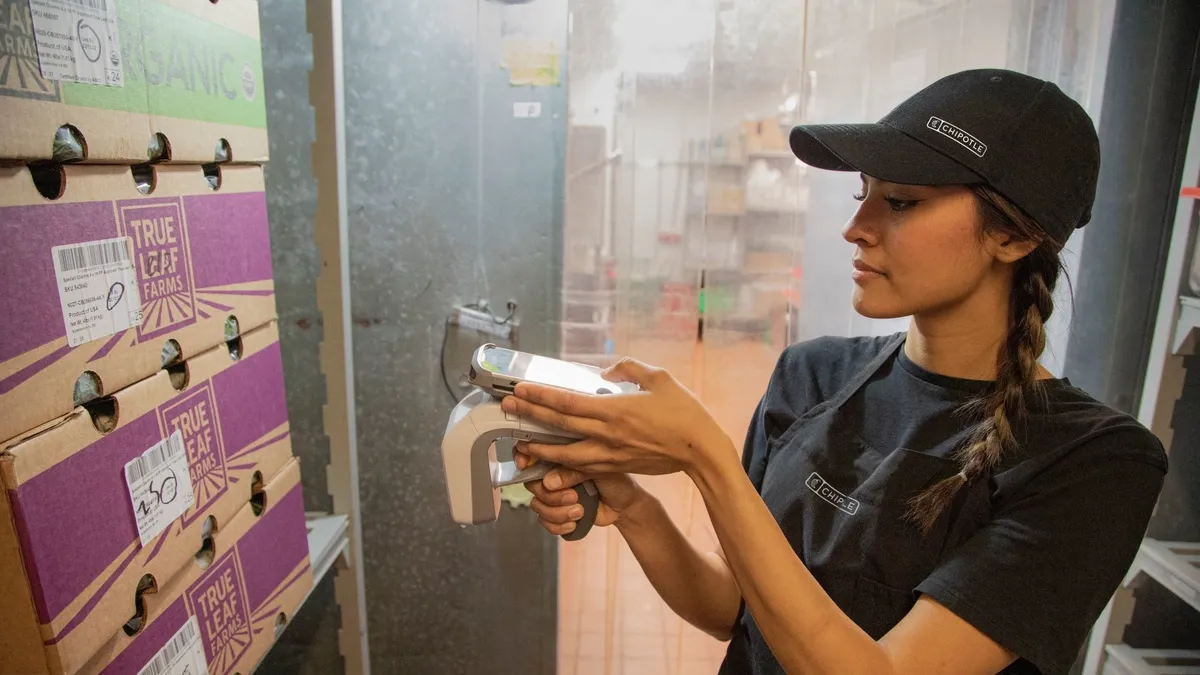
[[841, 174, 1010, 320]]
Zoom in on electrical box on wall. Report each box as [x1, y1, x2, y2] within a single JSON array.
[[450, 303, 520, 343]]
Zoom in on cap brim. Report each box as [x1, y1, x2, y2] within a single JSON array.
[[789, 123, 984, 186]]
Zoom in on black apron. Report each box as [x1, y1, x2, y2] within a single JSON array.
[[726, 333, 995, 671]]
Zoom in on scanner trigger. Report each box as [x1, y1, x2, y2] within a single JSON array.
[[561, 479, 601, 542]]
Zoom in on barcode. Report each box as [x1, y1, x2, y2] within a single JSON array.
[[72, 0, 108, 11], [126, 432, 185, 485], [137, 619, 198, 675], [57, 239, 130, 272]]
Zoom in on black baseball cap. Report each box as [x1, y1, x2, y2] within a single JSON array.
[[788, 68, 1100, 244]]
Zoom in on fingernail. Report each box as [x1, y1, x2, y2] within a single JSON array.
[[544, 474, 560, 489], [569, 506, 584, 520]]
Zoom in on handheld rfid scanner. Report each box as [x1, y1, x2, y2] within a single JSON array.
[[441, 387, 601, 541], [468, 343, 639, 397]]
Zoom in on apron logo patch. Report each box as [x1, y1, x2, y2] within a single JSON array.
[[806, 472, 860, 515]]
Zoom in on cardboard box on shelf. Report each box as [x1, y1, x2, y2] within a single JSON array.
[[743, 251, 794, 273], [80, 458, 312, 675], [0, 0, 267, 163], [707, 184, 746, 215], [742, 118, 789, 154], [0, 163, 277, 444], [0, 322, 296, 675]]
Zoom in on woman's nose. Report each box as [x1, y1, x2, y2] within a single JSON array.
[[842, 212, 878, 247]]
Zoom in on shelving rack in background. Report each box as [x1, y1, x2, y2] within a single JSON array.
[[678, 122, 804, 345], [1080, 79, 1200, 675]]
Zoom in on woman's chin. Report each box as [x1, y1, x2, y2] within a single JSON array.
[[851, 290, 910, 320]]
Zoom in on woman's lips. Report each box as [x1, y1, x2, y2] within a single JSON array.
[[852, 258, 885, 280]]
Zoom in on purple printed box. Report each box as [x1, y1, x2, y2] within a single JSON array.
[[83, 458, 312, 675], [0, 163, 277, 444], [0, 322, 296, 675]]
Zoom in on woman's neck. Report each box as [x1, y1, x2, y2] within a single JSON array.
[[904, 283, 1056, 382], [904, 319, 1006, 381], [904, 280, 1012, 381]]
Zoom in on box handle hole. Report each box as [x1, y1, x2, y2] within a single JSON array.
[[195, 516, 217, 569], [30, 162, 65, 200], [122, 574, 158, 636], [148, 133, 171, 163], [73, 370, 103, 407], [203, 163, 222, 190], [225, 316, 243, 361], [52, 124, 87, 162], [84, 396, 119, 434], [132, 164, 156, 194], [250, 471, 266, 516]]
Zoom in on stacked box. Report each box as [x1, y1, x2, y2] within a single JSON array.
[[0, 321, 303, 675], [1, 2, 309, 674], [0, 163, 278, 444], [742, 118, 789, 154], [0, 0, 268, 163], [81, 458, 312, 675]]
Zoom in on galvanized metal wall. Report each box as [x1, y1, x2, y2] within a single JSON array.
[[257, 0, 569, 673]]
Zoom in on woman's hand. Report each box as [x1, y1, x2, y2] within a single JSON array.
[[514, 449, 650, 536], [499, 357, 732, 477]]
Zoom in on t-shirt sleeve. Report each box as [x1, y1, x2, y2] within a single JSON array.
[[740, 343, 812, 492], [915, 431, 1167, 675]]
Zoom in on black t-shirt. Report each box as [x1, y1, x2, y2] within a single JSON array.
[[719, 334, 1168, 675]]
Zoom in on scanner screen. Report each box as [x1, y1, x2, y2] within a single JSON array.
[[481, 347, 615, 395]]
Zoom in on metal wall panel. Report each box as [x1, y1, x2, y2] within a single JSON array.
[[258, 0, 568, 672]]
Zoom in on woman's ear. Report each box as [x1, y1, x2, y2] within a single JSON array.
[[987, 232, 1040, 264]]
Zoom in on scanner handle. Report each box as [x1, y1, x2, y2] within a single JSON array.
[[497, 460, 600, 541], [561, 479, 600, 541]]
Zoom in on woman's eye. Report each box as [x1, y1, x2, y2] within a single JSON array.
[[851, 191, 865, 202], [885, 196, 918, 212]]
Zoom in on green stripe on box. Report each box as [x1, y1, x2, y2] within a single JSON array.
[[62, 0, 266, 128]]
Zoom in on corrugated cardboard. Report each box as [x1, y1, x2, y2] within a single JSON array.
[[0, 322, 295, 675], [0, 163, 277, 444], [82, 458, 311, 675], [742, 118, 789, 154], [743, 251, 794, 273], [0, 0, 268, 163], [707, 184, 746, 215]]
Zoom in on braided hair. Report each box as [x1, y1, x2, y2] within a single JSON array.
[[904, 184, 1065, 534]]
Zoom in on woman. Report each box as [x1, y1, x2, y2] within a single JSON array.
[[503, 68, 1168, 675]]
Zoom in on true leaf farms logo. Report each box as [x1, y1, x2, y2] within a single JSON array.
[[159, 382, 226, 526], [0, 0, 60, 101], [187, 551, 252, 675], [119, 199, 198, 340]]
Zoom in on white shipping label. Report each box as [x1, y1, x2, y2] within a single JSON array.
[[137, 617, 209, 675], [125, 430, 195, 547], [53, 237, 143, 347], [28, 0, 125, 86], [513, 102, 542, 118]]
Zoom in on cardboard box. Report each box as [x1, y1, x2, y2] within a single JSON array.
[[0, 163, 277, 443], [742, 118, 789, 154], [81, 458, 311, 675], [0, 0, 267, 163], [0, 322, 296, 675], [744, 251, 794, 273], [707, 184, 745, 215]]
